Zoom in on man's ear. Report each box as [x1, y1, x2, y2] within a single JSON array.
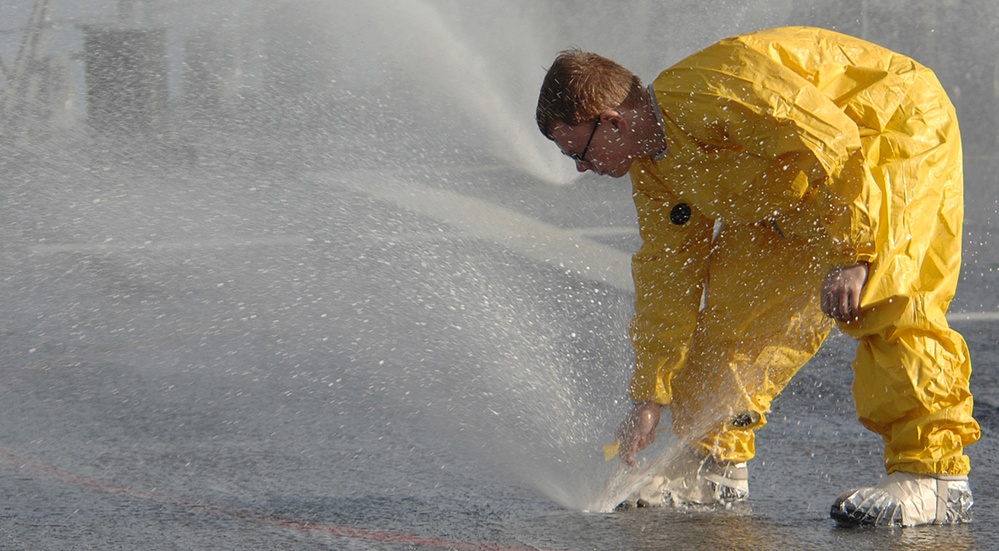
[[599, 108, 628, 132]]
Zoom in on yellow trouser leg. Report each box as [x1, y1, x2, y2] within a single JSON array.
[[670, 223, 833, 463], [840, 71, 980, 475], [852, 323, 977, 475]]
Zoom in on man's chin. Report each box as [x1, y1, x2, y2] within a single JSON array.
[[610, 160, 638, 178], [593, 161, 633, 178]]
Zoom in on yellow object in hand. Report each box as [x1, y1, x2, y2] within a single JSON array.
[[603, 440, 621, 462]]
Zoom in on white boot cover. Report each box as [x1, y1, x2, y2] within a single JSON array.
[[831, 472, 973, 527], [618, 447, 749, 509]]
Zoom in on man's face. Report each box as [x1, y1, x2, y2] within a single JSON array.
[[550, 114, 635, 178]]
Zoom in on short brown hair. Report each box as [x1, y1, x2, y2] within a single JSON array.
[[536, 49, 644, 139]]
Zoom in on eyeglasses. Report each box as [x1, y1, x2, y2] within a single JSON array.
[[567, 118, 601, 163]]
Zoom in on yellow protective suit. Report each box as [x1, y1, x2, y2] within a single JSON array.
[[628, 26, 979, 476]]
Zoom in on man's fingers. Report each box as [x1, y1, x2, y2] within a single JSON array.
[[824, 290, 846, 321], [637, 431, 654, 451], [822, 262, 869, 322], [840, 286, 861, 321], [823, 285, 859, 321], [622, 440, 638, 466], [620, 425, 653, 467]]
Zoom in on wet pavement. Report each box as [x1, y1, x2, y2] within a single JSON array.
[[1, 141, 998, 550]]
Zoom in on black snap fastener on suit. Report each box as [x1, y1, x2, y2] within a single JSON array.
[[670, 203, 691, 225]]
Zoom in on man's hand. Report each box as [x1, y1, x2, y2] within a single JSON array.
[[616, 401, 664, 467], [821, 261, 870, 322]]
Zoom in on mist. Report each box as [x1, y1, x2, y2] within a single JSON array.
[[1, 1, 998, 545]]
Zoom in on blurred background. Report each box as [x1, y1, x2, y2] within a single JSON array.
[[2, 1, 998, 179], [5, 0, 994, 304]]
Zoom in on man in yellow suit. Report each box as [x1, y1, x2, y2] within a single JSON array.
[[536, 27, 979, 527]]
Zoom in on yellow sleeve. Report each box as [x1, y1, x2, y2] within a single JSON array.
[[627, 167, 715, 403]]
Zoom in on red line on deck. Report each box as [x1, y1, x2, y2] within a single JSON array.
[[0, 445, 562, 551]]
